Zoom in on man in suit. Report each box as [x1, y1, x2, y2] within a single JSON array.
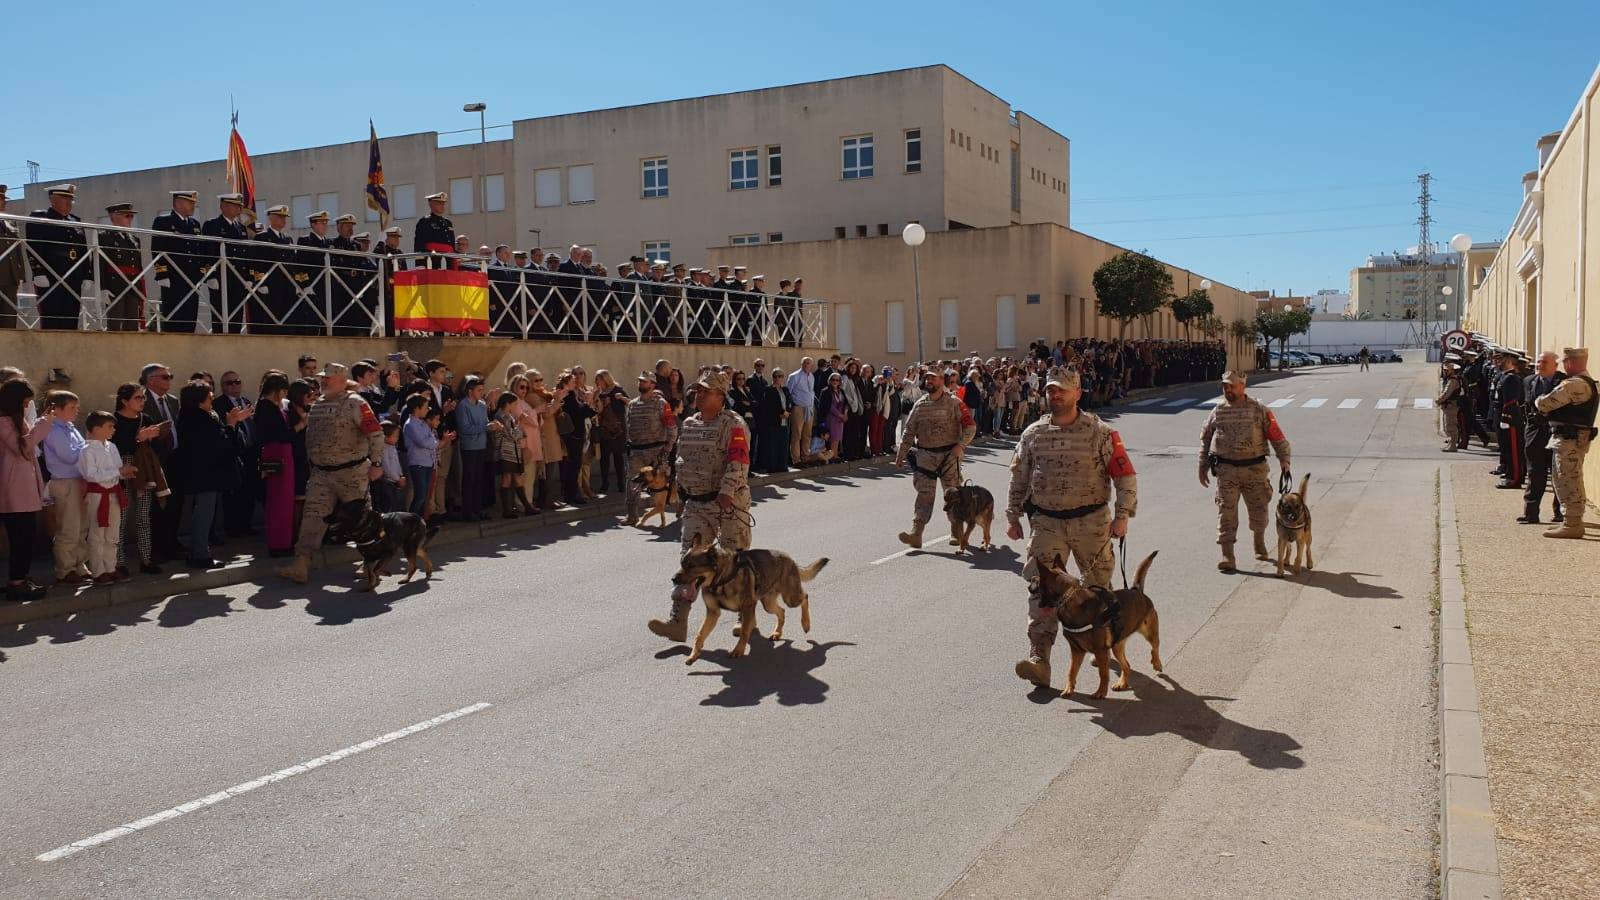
[[200, 193, 251, 333], [150, 190, 206, 332], [0, 185, 26, 329], [99, 202, 145, 331], [487, 243, 522, 337], [26, 184, 88, 330], [294, 210, 334, 335], [215, 370, 259, 536], [1520, 351, 1567, 524], [555, 245, 588, 340], [140, 362, 184, 561], [412, 193, 454, 269]]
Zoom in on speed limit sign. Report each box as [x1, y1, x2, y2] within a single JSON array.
[[1442, 330, 1469, 354]]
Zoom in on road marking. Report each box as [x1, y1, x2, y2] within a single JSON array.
[[1164, 397, 1198, 407], [1302, 398, 1327, 408], [1267, 398, 1293, 408], [1200, 397, 1223, 407], [1376, 398, 1399, 409], [36, 702, 493, 863], [1413, 398, 1434, 409], [871, 536, 951, 565], [1129, 398, 1164, 407], [1338, 399, 1362, 409]]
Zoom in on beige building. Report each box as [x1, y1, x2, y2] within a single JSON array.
[[1464, 61, 1600, 501], [1348, 251, 1469, 322]]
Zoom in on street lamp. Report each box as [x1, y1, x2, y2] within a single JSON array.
[[463, 102, 488, 245], [902, 223, 927, 362]]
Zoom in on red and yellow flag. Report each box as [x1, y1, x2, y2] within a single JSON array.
[[227, 113, 256, 224], [392, 269, 490, 335]]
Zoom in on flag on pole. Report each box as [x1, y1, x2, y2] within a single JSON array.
[[226, 113, 256, 224], [392, 269, 489, 335], [365, 120, 389, 229]]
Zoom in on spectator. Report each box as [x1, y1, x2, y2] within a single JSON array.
[[869, 368, 893, 456], [1, 378, 51, 601], [374, 420, 404, 514], [525, 370, 565, 510], [787, 357, 816, 464], [819, 371, 848, 459], [111, 383, 164, 575], [215, 370, 258, 537], [402, 394, 440, 519], [139, 362, 182, 562], [254, 370, 296, 558], [841, 360, 868, 460], [78, 411, 131, 584], [755, 366, 792, 474], [455, 374, 498, 522], [558, 368, 595, 505], [173, 379, 246, 569], [491, 391, 525, 518], [591, 370, 628, 497], [41, 389, 90, 585], [505, 375, 542, 513], [729, 370, 757, 460], [297, 355, 319, 379], [286, 379, 314, 543]]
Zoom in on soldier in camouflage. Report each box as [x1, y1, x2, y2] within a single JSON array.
[[1199, 370, 1291, 572], [1533, 347, 1595, 539], [1437, 362, 1463, 452], [278, 362, 386, 583], [894, 369, 977, 548], [622, 369, 678, 526], [648, 371, 751, 642], [1006, 367, 1138, 688]]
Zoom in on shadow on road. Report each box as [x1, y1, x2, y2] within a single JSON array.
[[0, 598, 163, 659], [674, 636, 857, 707], [1302, 570, 1403, 600]]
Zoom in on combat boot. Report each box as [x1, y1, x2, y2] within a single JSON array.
[[1014, 640, 1052, 688], [1543, 520, 1586, 539], [1217, 546, 1237, 573], [648, 591, 694, 641], [897, 524, 924, 548], [277, 554, 310, 584], [1252, 531, 1271, 561]]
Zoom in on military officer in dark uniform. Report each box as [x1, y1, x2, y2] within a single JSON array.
[[249, 205, 295, 335], [200, 193, 251, 333], [150, 190, 206, 332], [1493, 349, 1526, 488], [412, 192, 454, 269], [99, 202, 145, 332], [328, 213, 366, 336], [26, 184, 88, 330], [371, 225, 405, 337], [1520, 351, 1567, 524], [347, 230, 379, 337], [294, 210, 334, 335]]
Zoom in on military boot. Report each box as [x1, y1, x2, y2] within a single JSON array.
[[648, 594, 694, 641], [1544, 519, 1587, 539], [897, 524, 925, 548], [1217, 546, 1237, 573], [277, 554, 310, 584], [1253, 532, 1271, 561], [1014, 639, 1052, 688]]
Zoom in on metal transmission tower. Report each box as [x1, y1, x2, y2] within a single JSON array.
[[1401, 173, 1438, 355]]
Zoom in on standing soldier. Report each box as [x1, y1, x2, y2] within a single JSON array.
[[1006, 367, 1138, 687], [413, 192, 454, 269], [894, 369, 977, 548], [295, 210, 334, 334], [201, 193, 251, 333], [150, 190, 205, 332], [1533, 347, 1595, 539], [1198, 370, 1291, 572], [0, 185, 26, 328], [623, 370, 677, 526], [372, 225, 405, 337], [1493, 350, 1526, 488], [26, 184, 88, 330], [648, 372, 750, 642], [252, 205, 296, 335], [329, 214, 367, 335], [278, 362, 386, 583], [99, 203, 145, 332], [1436, 362, 1463, 453], [1520, 350, 1566, 524]]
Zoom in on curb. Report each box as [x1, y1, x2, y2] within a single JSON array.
[[0, 456, 892, 629], [1437, 467, 1501, 900]]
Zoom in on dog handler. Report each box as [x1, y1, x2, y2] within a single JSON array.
[[1005, 367, 1138, 688], [1533, 347, 1595, 539], [1199, 370, 1291, 573], [649, 372, 751, 641], [278, 363, 385, 583], [621, 370, 677, 526], [894, 369, 976, 548]]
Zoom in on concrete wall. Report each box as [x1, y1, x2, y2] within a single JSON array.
[[1284, 320, 1428, 354], [437, 141, 518, 253]]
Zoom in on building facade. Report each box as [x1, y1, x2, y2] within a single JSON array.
[[1348, 250, 1468, 322]]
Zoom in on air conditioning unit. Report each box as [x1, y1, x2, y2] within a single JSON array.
[[942, 336, 959, 351]]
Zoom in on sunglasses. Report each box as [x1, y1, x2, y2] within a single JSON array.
[[223, 380, 241, 386]]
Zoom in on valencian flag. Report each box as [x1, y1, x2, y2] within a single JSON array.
[[392, 269, 490, 335], [365, 120, 389, 229], [226, 113, 256, 224]]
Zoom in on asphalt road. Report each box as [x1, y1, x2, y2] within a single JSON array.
[[1, 363, 1450, 900]]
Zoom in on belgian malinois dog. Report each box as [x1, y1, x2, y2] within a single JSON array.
[[943, 483, 996, 554], [671, 535, 829, 665], [1275, 472, 1313, 577], [1034, 551, 1162, 699], [630, 464, 677, 528]]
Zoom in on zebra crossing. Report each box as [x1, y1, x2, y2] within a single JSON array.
[[1124, 395, 1435, 411]]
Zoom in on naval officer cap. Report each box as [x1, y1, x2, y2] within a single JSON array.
[[170, 190, 199, 202], [218, 192, 245, 205], [307, 210, 330, 223], [354, 231, 371, 242], [47, 183, 77, 198], [384, 226, 402, 236], [335, 213, 357, 225], [265, 204, 289, 217], [1044, 367, 1080, 390], [425, 191, 448, 202], [105, 202, 137, 215]]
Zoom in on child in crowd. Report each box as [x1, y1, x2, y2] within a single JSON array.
[[402, 395, 438, 518], [41, 390, 91, 584], [417, 408, 449, 520], [491, 391, 526, 518], [373, 420, 405, 514], [77, 411, 133, 583]]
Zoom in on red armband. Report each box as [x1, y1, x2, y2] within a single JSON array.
[[1107, 430, 1136, 478], [662, 406, 676, 429], [1265, 410, 1286, 443], [358, 402, 383, 435], [959, 404, 975, 429], [726, 427, 750, 465]]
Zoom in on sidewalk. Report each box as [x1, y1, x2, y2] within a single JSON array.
[[1452, 465, 1600, 900]]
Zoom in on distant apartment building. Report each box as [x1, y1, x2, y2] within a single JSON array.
[[1348, 250, 1468, 321]]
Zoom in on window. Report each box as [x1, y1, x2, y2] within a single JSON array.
[[449, 177, 474, 214], [568, 164, 594, 203], [641, 158, 668, 198], [835, 304, 853, 354], [316, 192, 339, 218], [766, 145, 782, 187], [855, 225, 867, 238], [950, 127, 957, 144], [995, 295, 1016, 349], [291, 195, 313, 226], [643, 240, 670, 263], [535, 168, 561, 207], [834, 226, 846, 240], [767, 232, 784, 243], [729, 149, 758, 190], [905, 129, 922, 173], [1010, 144, 1021, 213], [940, 298, 959, 352], [877, 223, 888, 236], [886, 301, 905, 353], [842, 135, 874, 179], [391, 183, 416, 220], [484, 174, 505, 212], [730, 234, 760, 246]]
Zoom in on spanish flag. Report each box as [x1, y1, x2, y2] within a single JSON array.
[[226, 113, 256, 224], [365, 120, 389, 229], [393, 269, 490, 335]]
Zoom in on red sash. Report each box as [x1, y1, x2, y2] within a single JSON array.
[[85, 481, 128, 527]]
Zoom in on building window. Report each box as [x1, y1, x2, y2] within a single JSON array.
[[905, 128, 922, 173], [317, 192, 339, 218], [642, 158, 668, 198], [767, 232, 783, 243], [855, 225, 867, 238], [568, 164, 595, 204], [995, 295, 1016, 349], [766, 145, 782, 187], [877, 223, 888, 236], [1009, 144, 1021, 213], [886, 301, 905, 353], [834, 226, 846, 240], [729, 149, 759, 191], [391, 184, 416, 220], [835, 303, 853, 354], [643, 240, 670, 264], [940, 298, 959, 352], [535, 168, 561, 207], [950, 127, 957, 144], [842, 135, 874, 179], [291, 195, 313, 227], [449, 178, 474, 214], [484, 174, 505, 212], [730, 234, 760, 247]]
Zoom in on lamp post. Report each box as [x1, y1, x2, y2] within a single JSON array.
[[463, 102, 487, 246], [902, 223, 927, 362], [1448, 232, 1472, 332]]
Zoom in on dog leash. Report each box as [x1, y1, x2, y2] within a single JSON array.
[[1278, 469, 1293, 494]]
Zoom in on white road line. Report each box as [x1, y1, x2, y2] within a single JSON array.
[[1267, 398, 1293, 408], [1413, 398, 1434, 409], [1302, 398, 1327, 408], [1164, 397, 1197, 408], [871, 536, 951, 565], [1338, 399, 1362, 409], [36, 702, 493, 863], [1200, 397, 1223, 407], [1376, 398, 1399, 410], [1129, 398, 1164, 407]]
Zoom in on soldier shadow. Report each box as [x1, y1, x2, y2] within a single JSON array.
[[0, 598, 163, 659], [157, 590, 238, 628], [680, 637, 857, 708], [1063, 671, 1305, 771]]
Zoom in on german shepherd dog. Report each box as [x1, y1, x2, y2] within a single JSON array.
[[324, 498, 441, 591], [943, 483, 995, 553], [672, 534, 829, 665], [1034, 551, 1162, 699], [1275, 472, 1313, 577], [630, 464, 677, 528]]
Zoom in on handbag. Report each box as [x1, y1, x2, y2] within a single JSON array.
[[259, 458, 285, 478]]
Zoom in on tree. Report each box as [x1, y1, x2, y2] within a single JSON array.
[[1093, 251, 1173, 339], [1197, 315, 1225, 340], [1255, 309, 1313, 369], [1171, 288, 1214, 339], [1229, 318, 1260, 369]]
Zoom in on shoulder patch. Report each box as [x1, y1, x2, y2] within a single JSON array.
[[1107, 429, 1136, 478], [358, 401, 382, 435], [1265, 410, 1286, 443], [726, 425, 750, 464]]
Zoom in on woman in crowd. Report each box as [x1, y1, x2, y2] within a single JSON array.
[[666, 369, 687, 417], [728, 370, 756, 455], [591, 370, 629, 497], [527, 369, 565, 510], [557, 369, 593, 506], [840, 360, 867, 460], [111, 382, 163, 576], [174, 379, 246, 568], [868, 367, 893, 455], [754, 366, 791, 474], [961, 367, 986, 437], [254, 371, 296, 558], [287, 378, 314, 544], [506, 374, 542, 513], [0, 378, 52, 601], [819, 371, 848, 459]]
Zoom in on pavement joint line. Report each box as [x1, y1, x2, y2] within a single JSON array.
[[870, 536, 952, 565], [34, 701, 493, 863], [1436, 468, 1502, 900]]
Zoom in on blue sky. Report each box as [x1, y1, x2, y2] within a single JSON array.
[[4, 0, 1596, 294]]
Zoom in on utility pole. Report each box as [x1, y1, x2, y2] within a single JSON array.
[[1415, 172, 1433, 351], [26, 160, 40, 186]]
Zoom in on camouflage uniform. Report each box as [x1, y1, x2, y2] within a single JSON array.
[[1199, 393, 1291, 561], [1533, 359, 1595, 537], [1437, 374, 1462, 451], [1007, 409, 1137, 659], [623, 387, 677, 522], [292, 385, 385, 558], [894, 390, 976, 542]]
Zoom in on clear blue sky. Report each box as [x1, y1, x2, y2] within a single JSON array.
[[5, 0, 1596, 294]]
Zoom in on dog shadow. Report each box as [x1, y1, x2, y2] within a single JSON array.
[[675, 637, 856, 708], [157, 590, 237, 628], [1065, 671, 1304, 770], [1300, 570, 1403, 600], [928, 543, 1024, 573], [302, 577, 435, 626]]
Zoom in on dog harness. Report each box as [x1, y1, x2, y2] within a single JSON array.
[[1060, 585, 1124, 645], [707, 554, 757, 593]]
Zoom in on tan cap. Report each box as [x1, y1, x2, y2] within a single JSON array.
[[695, 371, 731, 395], [170, 190, 199, 203], [1222, 370, 1248, 386], [47, 183, 77, 198], [1563, 347, 1588, 361], [316, 362, 348, 378], [1044, 367, 1080, 390]]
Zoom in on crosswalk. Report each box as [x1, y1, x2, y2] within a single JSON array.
[[1123, 396, 1436, 412]]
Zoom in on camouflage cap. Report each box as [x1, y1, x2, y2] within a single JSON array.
[[1563, 347, 1588, 362], [695, 371, 730, 395], [1221, 370, 1249, 386], [1044, 367, 1080, 390]]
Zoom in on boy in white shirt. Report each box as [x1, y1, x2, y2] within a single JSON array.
[[77, 411, 135, 583]]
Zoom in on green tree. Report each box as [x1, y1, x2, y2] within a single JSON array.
[[1254, 309, 1313, 369], [1171, 288, 1214, 339], [1093, 251, 1174, 339], [1229, 318, 1260, 369]]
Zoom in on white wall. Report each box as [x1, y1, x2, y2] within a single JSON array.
[[1285, 320, 1434, 354]]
